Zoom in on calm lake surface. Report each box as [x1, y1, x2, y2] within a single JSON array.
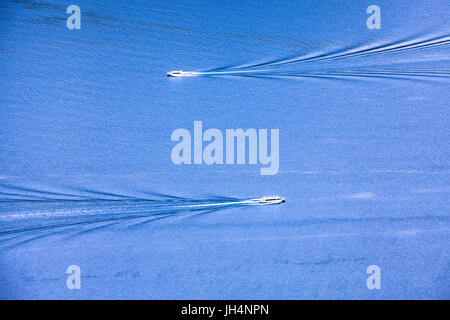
[[0, 0, 449, 298]]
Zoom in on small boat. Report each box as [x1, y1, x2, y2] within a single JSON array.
[[258, 196, 285, 204], [167, 70, 195, 77]]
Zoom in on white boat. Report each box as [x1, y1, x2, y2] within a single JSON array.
[[167, 70, 196, 77], [257, 196, 285, 204]]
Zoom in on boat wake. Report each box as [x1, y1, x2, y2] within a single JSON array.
[[0, 192, 284, 249], [168, 33, 450, 81]]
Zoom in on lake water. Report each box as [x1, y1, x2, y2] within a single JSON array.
[[0, 0, 449, 299]]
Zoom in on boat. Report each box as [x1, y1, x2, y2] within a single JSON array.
[[167, 70, 195, 77], [258, 196, 285, 204]]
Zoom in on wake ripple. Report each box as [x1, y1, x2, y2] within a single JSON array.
[[173, 33, 450, 81], [0, 196, 264, 249]]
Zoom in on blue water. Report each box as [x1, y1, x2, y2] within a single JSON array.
[[0, 0, 449, 299]]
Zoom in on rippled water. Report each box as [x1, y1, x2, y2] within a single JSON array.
[[0, 0, 449, 299]]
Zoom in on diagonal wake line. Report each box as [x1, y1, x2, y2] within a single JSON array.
[[214, 33, 450, 71], [176, 69, 450, 81], [0, 183, 194, 202]]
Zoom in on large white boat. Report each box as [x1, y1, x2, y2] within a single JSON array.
[[167, 70, 196, 77], [257, 196, 285, 204]]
